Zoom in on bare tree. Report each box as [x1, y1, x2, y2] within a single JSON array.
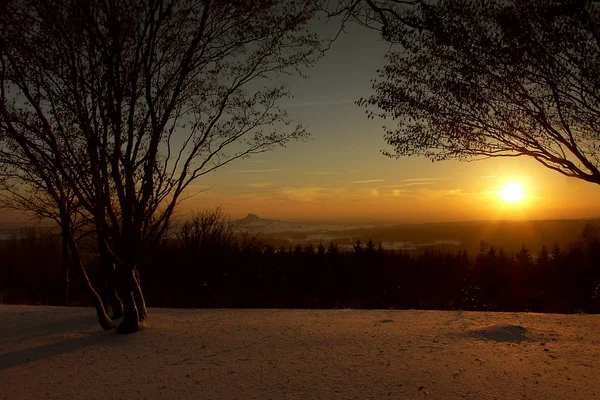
[[177, 207, 237, 251], [0, 158, 124, 315], [0, 162, 81, 307], [345, 0, 600, 184], [0, 0, 323, 332], [0, 137, 117, 328], [0, 155, 125, 316]]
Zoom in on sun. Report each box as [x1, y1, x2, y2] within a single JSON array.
[[498, 182, 525, 203]]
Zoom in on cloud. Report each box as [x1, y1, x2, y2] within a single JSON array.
[[380, 186, 492, 201], [402, 178, 449, 182], [443, 189, 467, 197], [238, 160, 270, 164], [417, 188, 491, 198], [233, 169, 282, 173], [276, 186, 348, 203], [305, 171, 342, 175], [201, 186, 349, 205], [349, 169, 362, 173], [480, 175, 497, 179], [382, 182, 434, 188], [352, 179, 386, 184]]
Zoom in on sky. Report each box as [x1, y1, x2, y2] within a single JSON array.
[[3, 15, 600, 227], [180, 19, 600, 224]]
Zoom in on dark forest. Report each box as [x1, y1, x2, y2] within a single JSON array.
[[3, 213, 600, 315]]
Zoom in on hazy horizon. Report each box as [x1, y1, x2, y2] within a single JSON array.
[[3, 207, 600, 230]]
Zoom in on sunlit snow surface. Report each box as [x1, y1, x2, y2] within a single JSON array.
[[1, 305, 599, 399]]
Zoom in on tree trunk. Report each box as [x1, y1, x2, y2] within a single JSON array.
[[109, 290, 124, 319], [65, 232, 115, 331], [61, 234, 69, 306], [98, 240, 124, 319], [101, 282, 124, 319], [101, 268, 124, 319], [116, 266, 144, 333], [133, 268, 147, 322], [113, 236, 148, 333]]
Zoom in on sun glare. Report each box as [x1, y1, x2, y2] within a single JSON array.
[[499, 182, 525, 203]]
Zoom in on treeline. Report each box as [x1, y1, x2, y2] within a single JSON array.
[[2, 211, 600, 313]]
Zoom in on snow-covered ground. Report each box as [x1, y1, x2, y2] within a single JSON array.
[[1, 305, 599, 399]]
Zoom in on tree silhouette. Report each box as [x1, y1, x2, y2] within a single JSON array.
[[0, 0, 323, 332], [515, 245, 533, 267], [538, 245, 550, 267], [551, 244, 562, 261], [353, 239, 363, 255], [351, 0, 600, 184], [5, 219, 600, 313], [0, 164, 83, 307]]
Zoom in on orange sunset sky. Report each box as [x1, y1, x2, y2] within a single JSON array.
[[178, 22, 600, 224], [3, 18, 600, 226]]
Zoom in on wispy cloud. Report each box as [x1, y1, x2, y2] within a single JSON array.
[[305, 171, 342, 175], [379, 186, 492, 201], [382, 182, 434, 188], [352, 179, 385, 184], [417, 188, 491, 198], [219, 186, 349, 205], [443, 189, 467, 197], [402, 177, 449, 182], [276, 186, 348, 203], [233, 169, 282, 173], [349, 169, 362, 173]]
